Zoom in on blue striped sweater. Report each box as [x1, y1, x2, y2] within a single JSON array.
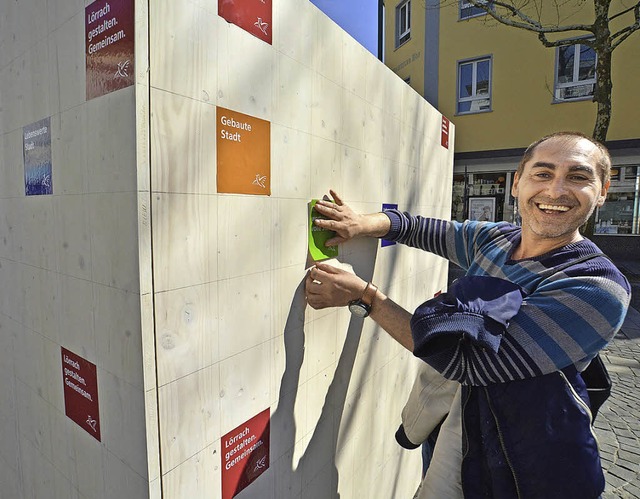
[[385, 210, 631, 385]]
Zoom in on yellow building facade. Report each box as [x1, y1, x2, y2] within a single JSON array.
[[385, 0, 640, 238]]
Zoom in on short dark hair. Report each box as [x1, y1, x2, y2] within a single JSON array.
[[516, 132, 612, 185]]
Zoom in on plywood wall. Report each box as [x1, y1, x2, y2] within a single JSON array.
[[0, 0, 153, 498], [0, 0, 454, 498], [148, 0, 454, 498]]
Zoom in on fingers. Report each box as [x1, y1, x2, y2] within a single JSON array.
[[312, 216, 335, 230], [305, 267, 327, 309], [312, 219, 345, 243], [305, 275, 323, 294], [314, 199, 340, 214], [308, 263, 337, 280], [330, 189, 343, 206], [305, 267, 324, 290]]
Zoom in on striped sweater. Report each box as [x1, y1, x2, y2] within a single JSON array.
[[385, 210, 631, 385]]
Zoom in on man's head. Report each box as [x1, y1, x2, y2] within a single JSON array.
[[516, 132, 612, 185], [511, 132, 611, 250]]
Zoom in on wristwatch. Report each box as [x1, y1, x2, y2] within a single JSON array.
[[348, 282, 378, 318]]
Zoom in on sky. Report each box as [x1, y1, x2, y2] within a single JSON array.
[[309, 0, 380, 57]]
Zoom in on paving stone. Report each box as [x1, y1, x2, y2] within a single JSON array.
[[619, 449, 640, 462], [608, 464, 638, 482], [623, 483, 640, 498], [617, 460, 640, 474], [606, 472, 629, 489], [608, 356, 640, 368], [617, 429, 637, 439]]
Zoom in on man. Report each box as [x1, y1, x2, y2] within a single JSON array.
[[305, 132, 631, 498]]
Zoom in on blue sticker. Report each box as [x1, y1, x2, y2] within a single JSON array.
[[381, 203, 398, 247], [23, 117, 52, 196]]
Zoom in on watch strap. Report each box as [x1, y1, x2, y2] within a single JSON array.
[[360, 282, 378, 308]]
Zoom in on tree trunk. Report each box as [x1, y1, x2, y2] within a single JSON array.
[[582, 0, 613, 236], [592, 51, 613, 143], [582, 48, 613, 236], [591, 0, 613, 142]]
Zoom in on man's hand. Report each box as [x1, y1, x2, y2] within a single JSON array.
[[305, 263, 415, 351], [305, 263, 367, 310], [313, 190, 391, 246]]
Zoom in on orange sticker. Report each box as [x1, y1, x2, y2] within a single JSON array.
[[217, 107, 271, 196]]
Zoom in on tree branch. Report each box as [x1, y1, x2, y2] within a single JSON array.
[[611, 24, 640, 49], [537, 32, 595, 48], [608, 2, 640, 23], [610, 3, 640, 49], [466, 0, 593, 34]]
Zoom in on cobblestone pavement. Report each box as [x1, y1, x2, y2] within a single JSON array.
[[597, 305, 640, 498]]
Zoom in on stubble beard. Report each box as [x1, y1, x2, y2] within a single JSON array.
[[520, 199, 597, 241]]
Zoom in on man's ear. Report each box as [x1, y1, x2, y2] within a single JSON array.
[[597, 179, 611, 207], [511, 172, 520, 197]]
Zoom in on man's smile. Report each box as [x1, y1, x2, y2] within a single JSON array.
[[536, 203, 572, 213]]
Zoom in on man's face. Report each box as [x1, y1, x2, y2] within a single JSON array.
[[511, 137, 610, 242]]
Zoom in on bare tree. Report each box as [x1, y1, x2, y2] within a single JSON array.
[[460, 0, 640, 143]]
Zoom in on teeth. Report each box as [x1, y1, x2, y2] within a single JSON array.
[[538, 204, 570, 212]]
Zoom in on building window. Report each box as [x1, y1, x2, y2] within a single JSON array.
[[595, 192, 639, 234], [395, 0, 411, 48], [457, 57, 492, 114], [459, 0, 493, 20], [595, 164, 640, 235], [624, 166, 638, 180], [555, 42, 596, 101]]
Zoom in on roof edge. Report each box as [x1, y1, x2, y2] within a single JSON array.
[[454, 138, 640, 161]]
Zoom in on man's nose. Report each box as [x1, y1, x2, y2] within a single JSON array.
[[545, 177, 570, 197]]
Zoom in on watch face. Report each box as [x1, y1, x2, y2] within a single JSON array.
[[349, 301, 369, 318]]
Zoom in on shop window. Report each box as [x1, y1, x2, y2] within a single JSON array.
[[624, 166, 638, 180], [610, 167, 621, 181], [451, 172, 506, 222], [596, 191, 639, 235], [452, 174, 466, 221]]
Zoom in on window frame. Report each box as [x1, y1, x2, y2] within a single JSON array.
[[395, 0, 411, 48], [456, 55, 493, 115], [459, 0, 493, 20], [553, 41, 597, 102], [624, 165, 639, 181]]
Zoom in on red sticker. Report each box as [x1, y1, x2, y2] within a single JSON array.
[[221, 408, 270, 499], [219, 0, 273, 45], [441, 116, 450, 149], [61, 347, 101, 441], [85, 0, 135, 100]]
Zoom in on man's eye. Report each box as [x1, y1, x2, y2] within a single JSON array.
[[534, 172, 551, 178], [569, 175, 589, 182]]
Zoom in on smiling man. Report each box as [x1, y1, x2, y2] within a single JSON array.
[[305, 132, 631, 498], [511, 132, 611, 258]]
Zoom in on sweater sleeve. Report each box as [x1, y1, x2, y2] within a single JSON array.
[[384, 209, 494, 271], [383, 211, 631, 385], [502, 268, 630, 379], [411, 261, 631, 385]]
